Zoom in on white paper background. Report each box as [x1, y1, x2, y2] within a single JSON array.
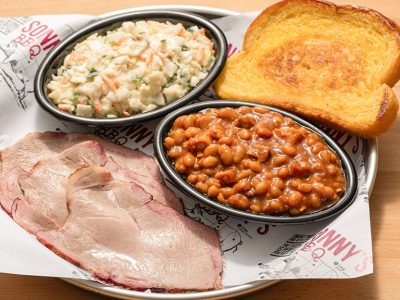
[[0, 11, 373, 288]]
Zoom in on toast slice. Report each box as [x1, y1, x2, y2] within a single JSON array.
[[214, 0, 400, 138]]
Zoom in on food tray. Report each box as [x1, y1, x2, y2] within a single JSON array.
[[59, 5, 378, 300]]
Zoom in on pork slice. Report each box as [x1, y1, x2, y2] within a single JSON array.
[[0, 167, 29, 214], [0, 132, 161, 180], [37, 166, 222, 291], [13, 140, 107, 233], [105, 158, 183, 213]]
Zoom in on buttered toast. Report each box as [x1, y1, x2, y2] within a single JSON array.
[[214, 0, 400, 138]]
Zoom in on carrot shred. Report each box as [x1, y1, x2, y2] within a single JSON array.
[[197, 46, 205, 65], [100, 73, 117, 92]]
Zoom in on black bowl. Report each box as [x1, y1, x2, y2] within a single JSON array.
[[154, 100, 358, 224], [34, 11, 227, 126]]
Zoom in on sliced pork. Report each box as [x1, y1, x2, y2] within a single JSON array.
[[37, 166, 222, 291], [0, 132, 182, 213], [0, 131, 161, 179], [11, 140, 107, 233], [0, 132, 222, 291]]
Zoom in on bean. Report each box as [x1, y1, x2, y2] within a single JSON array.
[[322, 186, 334, 198], [227, 194, 250, 210], [272, 178, 284, 190], [233, 145, 246, 163], [297, 182, 313, 193], [272, 155, 288, 167], [215, 169, 237, 184], [289, 178, 301, 188], [197, 115, 213, 129], [237, 169, 254, 180], [218, 136, 234, 145], [217, 193, 226, 203], [288, 191, 303, 207], [207, 185, 220, 197], [257, 148, 270, 162], [264, 171, 274, 180], [270, 199, 284, 212], [330, 152, 339, 164], [217, 107, 238, 120], [204, 144, 218, 156], [280, 144, 297, 157], [311, 142, 324, 154], [238, 129, 252, 140], [289, 161, 303, 176], [197, 174, 207, 182], [289, 208, 300, 215], [175, 157, 186, 173], [183, 153, 195, 167], [327, 164, 338, 175], [305, 137, 317, 146], [250, 202, 263, 213], [233, 180, 251, 193], [184, 127, 201, 139], [320, 150, 332, 163], [164, 137, 175, 149], [203, 168, 216, 176], [183, 115, 197, 129], [236, 115, 256, 128], [270, 186, 282, 198], [255, 181, 271, 195], [336, 175, 345, 183], [221, 187, 234, 198], [195, 181, 209, 193], [299, 161, 312, 173], [172, 116, 185, 130], [220, 148, 233, 165], [253, 106, 269, 114], [202, 156, 218, 168], [188, 134, 211, 152], [272, 115, 284, 127], [170, 129, 185, 144], [206, 178, 220, 187], [255, 124, 272, 139], [277, 167, 289, 178], [237, 106, 252, 114], [313, 182, 325, 195], [168, 147, 183, 159], [210, 124, 225, 139], [249, 160, 262, 173], [308, 193, 321, 208], [187, 174, 198, 184]]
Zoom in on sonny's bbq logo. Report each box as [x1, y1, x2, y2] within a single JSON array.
[[13, 20, 60, 59], [95, 124, 154, 150]]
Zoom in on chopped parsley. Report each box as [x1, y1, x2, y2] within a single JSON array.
[[186, 27, 195, 33], [86, 68, 98, 78], [132, 75, 143, 83], [165, 73, 177, 88], [71, 93, 80, 105], [181, 45, 189, 51]]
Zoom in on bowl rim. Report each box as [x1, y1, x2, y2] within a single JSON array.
[[33, 10, 228, 126], [154, 100, 358, 224]]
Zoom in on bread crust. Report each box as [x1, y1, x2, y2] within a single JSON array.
[[215, 0, 400, 137]]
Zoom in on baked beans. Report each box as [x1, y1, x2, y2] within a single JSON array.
[[165, 106, 346, 215]]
